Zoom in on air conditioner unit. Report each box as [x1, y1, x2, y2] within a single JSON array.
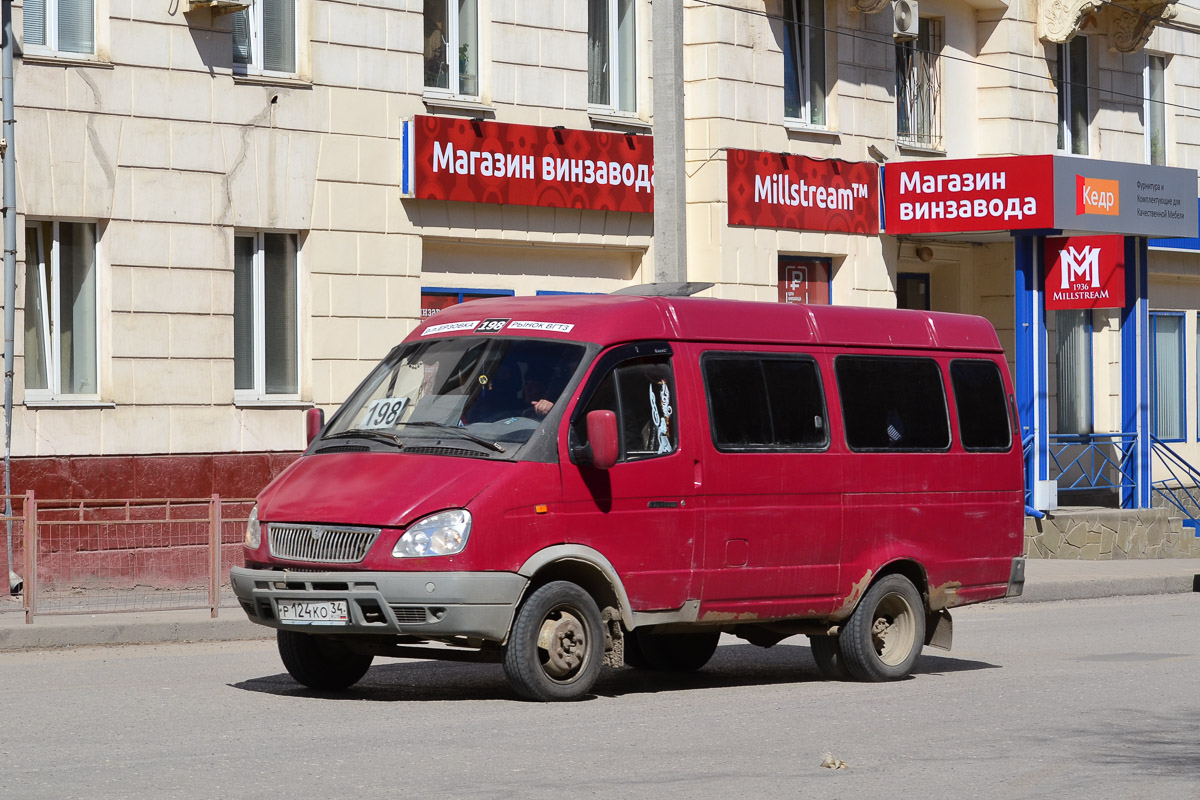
[[186, 0, 250, 15], [893, 0, 919, 40]]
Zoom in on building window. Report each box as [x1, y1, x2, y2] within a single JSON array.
[[1056, 36, 1089, 156], [1054, 309, 1092, 435], [424, 0, 479, 97], [782, 0, 825, 126], [233, 0, 297, 75], [1146, 54, 1166, 165], [588, 0, 637, 113], [234, 233, 299, 399], [23, 221, 98, 397], [23, 0, 94, 55], [1151, 312, 1185, 441], [896, 17, 943, 149], [897, 272, 930, 311], [420, 288, 513, 318]]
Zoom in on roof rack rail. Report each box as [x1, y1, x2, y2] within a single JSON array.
[[609, 282, 714, 297]]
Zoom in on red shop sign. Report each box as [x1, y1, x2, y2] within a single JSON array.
[[884, 155, 1056, 234], [727, 149, 879, 233], [403, 115, 654, 213], [1043, 235, 1126, 310]]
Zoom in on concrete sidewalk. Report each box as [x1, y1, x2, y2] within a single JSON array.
[[0, 559, 1196, 652]]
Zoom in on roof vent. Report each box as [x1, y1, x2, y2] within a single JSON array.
[[610, 282, 714, 297]]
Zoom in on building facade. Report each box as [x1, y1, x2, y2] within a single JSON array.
[[7, 0, 1200, 521]]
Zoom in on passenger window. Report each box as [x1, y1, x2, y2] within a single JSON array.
[[703, 354, 828, 451], [835, 356, 950, 451], [950, 359, 1012, 451], [573, 356, 677, 462]]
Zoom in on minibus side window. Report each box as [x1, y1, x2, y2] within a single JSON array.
[[835, 355, 950, 451], [703, 354, 828, 451], [950, 359, 1013, 451], [572, 356, 677, 462]]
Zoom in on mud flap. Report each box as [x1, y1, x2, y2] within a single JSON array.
[[924, 609, 953, 651], [601, 607, 624, 668]]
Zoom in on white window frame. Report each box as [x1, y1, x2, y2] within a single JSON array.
[[423, 0, 481, 99], [588, 0, 638, 115], [1057, 36, 1089, 156], [22, 0, 97, 57], [234, 232, 301, 403], [23, 220, 100, 401], [782, 0, 826, 128], [1145, 53, 1167, 165], [233, 0, 299, 78]]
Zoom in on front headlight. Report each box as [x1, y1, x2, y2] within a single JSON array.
[[244, 506, 261, 549], [393, 509, 472, 558]]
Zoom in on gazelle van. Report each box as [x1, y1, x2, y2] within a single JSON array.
[[232, 288, 1025, 701]]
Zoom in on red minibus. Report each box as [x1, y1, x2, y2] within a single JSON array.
[[233, 289, 1025, 701]]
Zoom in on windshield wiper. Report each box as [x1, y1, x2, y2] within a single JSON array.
[[395, 421, 506, 453], [324, 429, 407, 449]]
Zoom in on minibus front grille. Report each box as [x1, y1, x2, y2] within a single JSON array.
[[267, 524, 380, 563]]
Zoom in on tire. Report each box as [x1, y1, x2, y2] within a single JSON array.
[[809, 635, 849, 680], [503, 581, 605, 701], [277, 630, 374, 690], [839, 574, 926, 682], [630, 629, 720, 672]]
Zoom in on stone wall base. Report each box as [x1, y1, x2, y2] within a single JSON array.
[[1025, 507, 1200, 559]]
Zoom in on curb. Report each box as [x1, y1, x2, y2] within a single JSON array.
[[0, 614, 270, 652], [1007, 574, 1199, 603]]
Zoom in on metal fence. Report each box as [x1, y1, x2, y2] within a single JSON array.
[[8, 493, 253, 623]]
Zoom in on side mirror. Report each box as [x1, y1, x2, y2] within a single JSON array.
[[305, 407, 325, 445], [585, 410, 619, 470]]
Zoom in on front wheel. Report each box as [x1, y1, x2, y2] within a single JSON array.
[[503, 581, 605, 701], [277, 630, 374, 690], [839, 574, 926, 682]]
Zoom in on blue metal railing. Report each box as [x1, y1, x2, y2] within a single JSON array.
[[1047, 433, 1137, 500], [1149, 437, 1200, 529]]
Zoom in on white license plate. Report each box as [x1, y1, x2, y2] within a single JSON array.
[[277, 599, 349, 625]]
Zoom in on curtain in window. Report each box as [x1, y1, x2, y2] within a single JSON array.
[[23, 226, 48, 391], [1055, 309, 1092, 435], [1148, 55, 1166, 165], [24, 0, 46, 46], [588, 0, 610, 106], [233, 237, 256, 391], [781, 0, 803, 119], [233, 8, 252, 65], [263, 234, 298, 395], [616, 0, 636, 111], [1153, 314, 1184, 439], [1067, 37, 1089, 155], [806, 0, 825, 126], [58, 0, 95, 54], [263, 0, 296, 73], [58, 222, 96, 394]]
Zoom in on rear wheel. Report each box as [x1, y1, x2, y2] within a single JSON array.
[[503, 581, 605, 701], [630, 629, 720, 672], [277, 630, 374, 690], [839, 574, 926, 682], [809, 635, 848, 680]]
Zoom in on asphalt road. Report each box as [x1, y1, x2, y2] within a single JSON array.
[[2, 594, 1198, 800]]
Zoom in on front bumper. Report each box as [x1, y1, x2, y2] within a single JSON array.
[[230, 566, 529, 642]]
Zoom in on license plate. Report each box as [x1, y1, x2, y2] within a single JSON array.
[[277, 599, 349, 625]]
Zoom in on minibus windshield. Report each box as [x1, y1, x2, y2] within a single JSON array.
[[324, 337, 586, 452]]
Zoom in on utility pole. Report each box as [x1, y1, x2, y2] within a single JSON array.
[[651, 0, 686, 283]]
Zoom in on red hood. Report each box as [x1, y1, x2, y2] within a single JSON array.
[[257, 452, 508, 528]]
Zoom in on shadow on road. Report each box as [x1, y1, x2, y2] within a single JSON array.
[[229, 643, 998, 702]]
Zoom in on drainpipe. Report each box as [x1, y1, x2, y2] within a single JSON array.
[[2, 0, 18, 593]]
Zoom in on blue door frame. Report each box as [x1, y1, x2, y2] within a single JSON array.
[[1016, 234, 1150, 509]]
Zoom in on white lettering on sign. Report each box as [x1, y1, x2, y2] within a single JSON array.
[[897, 197, 1038, 222], [433, 142, 535, 179], [1082, 185, 1117, 211], [1061, 246, 1101, 289], [752, 173, 869, 210], [508, 321, 576, 333], [898, 170, 1009, 195], [421, 320, 481, 336]]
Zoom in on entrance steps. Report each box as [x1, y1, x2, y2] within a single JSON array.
[[1024, 506, 1200, 559]]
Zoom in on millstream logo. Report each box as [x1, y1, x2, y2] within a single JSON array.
[[1076, 174, 1120, 216], [1060, 246, 1101, 290]]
